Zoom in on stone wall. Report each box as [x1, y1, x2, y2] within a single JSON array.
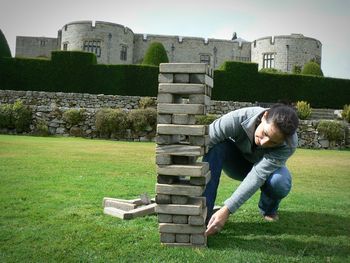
[[0, 90, 348, 148]]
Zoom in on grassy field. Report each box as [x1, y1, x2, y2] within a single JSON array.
[[0, 135, 349, 263]]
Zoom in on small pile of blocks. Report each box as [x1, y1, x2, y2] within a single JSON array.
[[155, 63, 213, 247]]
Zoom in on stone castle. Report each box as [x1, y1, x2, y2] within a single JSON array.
[[15, 20, 322, 72]]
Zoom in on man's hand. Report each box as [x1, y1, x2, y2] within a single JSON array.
[[205, 206, 230, 236]]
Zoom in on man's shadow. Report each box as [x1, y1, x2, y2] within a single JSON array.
[[208, 211, 350, 258]]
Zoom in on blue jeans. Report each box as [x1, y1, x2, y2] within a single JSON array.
[[203, 139, 292, 219]]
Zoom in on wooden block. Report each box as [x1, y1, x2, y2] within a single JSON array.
[[189, 135, 210, 146], [157, 93, 173, 103], [104, 199, 137, 211], [102, 197, 144, 206], [155, 203, 202, 216], [156, 145, 205, 156], [172, 114, 196, 125], [191, 234, 207, 245], [160, 63, 208, 74], [127, 203, 156, 219], [158, 104, 205, 115], [190, 171, 211, 186], [155, 194, 171, 204], [172, 156, 197, 165], [158, 73, 174, 83], [156, 135, 181, 145], [158, 83, 206, 95], [173, 215, 188, 224], [206, 85, 212, 97], [171, 195, 189, 204], [157, 162, 209, 177], [156, 183, 204, 197], [160, 233, 175, 243], [157, 124, 207, 136], [189, 207, 207, 225], [104, 207, 128, 219], [174, 73, 190, 83], [190, 74, 213, 88], [189, 94, 211, 106], [155, 154, 172, 165], [158, 213, 173, 223], [157, 114, 172, 124], [157, 175, 179, 184], [159, 223, 206, 234], [176, 234, 190, 243], [161, 242, 206, 248]]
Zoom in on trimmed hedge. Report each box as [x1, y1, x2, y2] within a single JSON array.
[[213, 61, 350, 108], [0, 51, 159, 96]]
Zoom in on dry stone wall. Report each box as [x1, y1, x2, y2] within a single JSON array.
[[0, 89, 348, 149]]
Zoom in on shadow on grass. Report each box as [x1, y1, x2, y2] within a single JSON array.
[[208, 211, 350, 257]]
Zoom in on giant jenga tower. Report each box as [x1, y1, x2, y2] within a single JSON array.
[[155, 63, 213, 247]]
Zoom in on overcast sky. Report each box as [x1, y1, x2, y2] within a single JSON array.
[[1, 0, 349, 79]]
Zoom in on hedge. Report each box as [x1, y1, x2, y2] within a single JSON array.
[[213, 61, 350, 108], [0, 51, 158, 96]]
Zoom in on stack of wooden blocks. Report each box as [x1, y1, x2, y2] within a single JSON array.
[[155, 63, 213, 247]]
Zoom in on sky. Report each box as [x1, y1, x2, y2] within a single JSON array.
[[1, 0, 349, 79]]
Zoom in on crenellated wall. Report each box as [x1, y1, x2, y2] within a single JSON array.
[[1, 90, 348, 148]]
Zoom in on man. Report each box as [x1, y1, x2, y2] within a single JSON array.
[[204, 104, 299, 236]]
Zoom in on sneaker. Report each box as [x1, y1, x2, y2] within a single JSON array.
[[263, 214, 279, 222]]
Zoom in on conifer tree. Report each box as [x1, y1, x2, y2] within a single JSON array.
[[142, 42, 168, 66], [0, 29, 12, 58]]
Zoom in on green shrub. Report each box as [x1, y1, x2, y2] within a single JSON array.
[[95, 108, 128, 138], [296, 101, 312, 120], [128, 108, 157, 133], [142, 42, 169, 66], [195, 114, 218, 125], [292, 65, 302, 74], [35, 120, 50, 136], [259, 68, 284, 74], [12, 100, 32, 132], [0, 29, 11, 58], [0, 103, 14, 129], [317, 120, 344, 142], [341, 104, 350, 123], [301, 61, 323, 76], [139, 97, 156, 109], [63, 109, 85, 125]]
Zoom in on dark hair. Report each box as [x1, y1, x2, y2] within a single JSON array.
[[265, 104, 299, 140]]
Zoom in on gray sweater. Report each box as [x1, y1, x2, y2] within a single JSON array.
[[208, 107, 298, 214]]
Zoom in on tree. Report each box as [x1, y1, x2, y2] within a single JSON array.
[[142, 42, 169, 66], [0, 29, 12, 58], [301, 61, 323, 76]]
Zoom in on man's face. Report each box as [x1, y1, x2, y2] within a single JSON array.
[[254, 112, 285, 148]]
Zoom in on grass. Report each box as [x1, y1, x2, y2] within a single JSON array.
[[0, 134, 349, 263]]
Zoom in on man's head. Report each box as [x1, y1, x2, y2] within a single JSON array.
[[254, 104, 299, 148]]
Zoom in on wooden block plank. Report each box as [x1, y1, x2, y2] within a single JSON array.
[[155, 203, 202, 215], [158, 213, 173, 223], [156, 183, 204, 196], [157, 114, 172, 124], [189, 135, 210, 146], [160, 233, 175, 243], [174, 73, 190, 83], [158, 104, 205, 115], [160, 63, 208, 74], [104, 200, 137, 211], [155, 194, 171, 204], [155, 154, 172, 165], [157, 162, 209, 177], [190, 171, 211, 186], [172, 215, 188, 224], [172, 114, 196, 125], [156, 145, 205, 156], [191, 234, 207, 245], [158, 73, 174, 83], [157, 124, 207, 136], [189, 207, 207, 226], [171, 195, 189, 204], [159, 223, 206, 234], [157, 175, 179, 184], [176, 234, 190, 243], [156, 135, 181, 145], [190, 74, 213, 87], [161, 242, 206, 248], [189, 94, 211, 105], [158, 83, 206, 95], [157, 93, 173, 103], [102, 197, 144, 206], [127, 203, 156, 219], [172, 156, 197, 165], [104, 207, 129, 219]]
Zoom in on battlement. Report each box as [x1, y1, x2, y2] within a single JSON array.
[[62, 20, 134, 35], [253, 34, 322, 47]]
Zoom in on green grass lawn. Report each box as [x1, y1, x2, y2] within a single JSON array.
[[0, 135, 349, 263]]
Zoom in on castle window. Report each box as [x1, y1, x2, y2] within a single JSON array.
[[40, 40, 46, 47], [83, 40, 101, 57], [263, 53, 275, 68], [120, 45, 127, 61], [63, 43, 68, 51], [200, 54, 210, 64]]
